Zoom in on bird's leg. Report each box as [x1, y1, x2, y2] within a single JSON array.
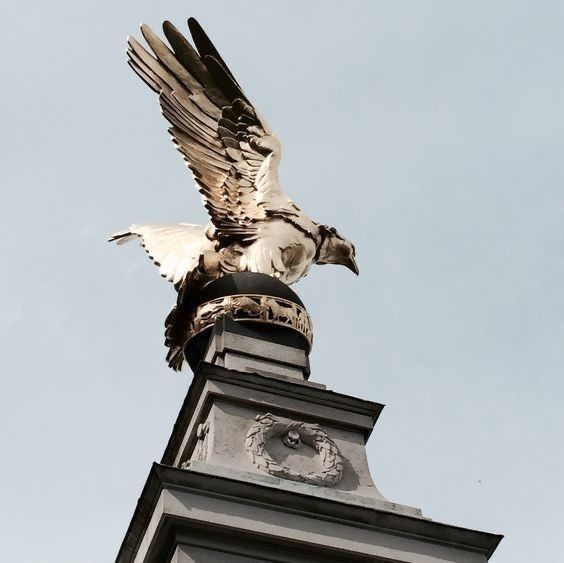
[[188, 251, 222, 290], [199, 251, 221, 274]]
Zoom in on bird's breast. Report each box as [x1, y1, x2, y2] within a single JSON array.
[[231, 219, 316, 284]]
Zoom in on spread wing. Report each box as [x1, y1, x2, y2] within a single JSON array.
[[109, 223, 213, 285], [127, 18, 298, 245]]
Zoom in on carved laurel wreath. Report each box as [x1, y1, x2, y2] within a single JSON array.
[[189, 294, 313, 347], [245, 413, 344, 487]]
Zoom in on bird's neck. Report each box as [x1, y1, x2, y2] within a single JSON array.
[[313, 226, 331, 262], [269, 213, 319, 244]]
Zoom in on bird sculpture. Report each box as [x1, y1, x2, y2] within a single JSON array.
[[110, 18, 358, 369]]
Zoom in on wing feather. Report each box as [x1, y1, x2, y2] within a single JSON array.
[[187, 17, 243, 90], [163, 20, 230, 107], [109, 224, 213, 285], [127, 19, 300, 245]]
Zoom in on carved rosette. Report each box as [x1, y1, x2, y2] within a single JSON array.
[[189, 294, 313, 347], [245, 413, 344, 487]]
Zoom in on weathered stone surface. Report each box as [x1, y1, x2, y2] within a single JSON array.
[[162, 362, 387, 504], [171, 545, 269, 563], [203, 316, 311, 379], [117, 321, 502, 562], [117, 465, 501, 563]]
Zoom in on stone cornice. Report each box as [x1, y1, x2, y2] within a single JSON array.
[[116, 463, 503, 563]]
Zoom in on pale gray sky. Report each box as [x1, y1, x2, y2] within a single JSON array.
[[1, 1, 563, 561]]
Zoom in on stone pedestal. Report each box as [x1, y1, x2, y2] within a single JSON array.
[[117, 318, 501, 562]]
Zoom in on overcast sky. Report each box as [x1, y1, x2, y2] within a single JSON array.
[[1, 1, 563, 561]]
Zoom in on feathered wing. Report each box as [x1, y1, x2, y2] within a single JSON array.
[[109, 224, 213, 285], [126, 18, 300, 245]]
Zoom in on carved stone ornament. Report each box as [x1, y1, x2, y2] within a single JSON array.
[[181, 421, 210, 469], [189, 294, 313, 347], [245, 413, 344, 487], [193, 421, 210, 462]]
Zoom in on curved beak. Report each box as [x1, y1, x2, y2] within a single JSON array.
[[346, 256, 359, 276]]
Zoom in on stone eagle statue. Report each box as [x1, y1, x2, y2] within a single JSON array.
[[110, 18, 358, 369]]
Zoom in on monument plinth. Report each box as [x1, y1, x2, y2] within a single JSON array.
[[116, 275, 501, 562]]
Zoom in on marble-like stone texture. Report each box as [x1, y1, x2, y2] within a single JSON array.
[[117, 321, 502, 562]]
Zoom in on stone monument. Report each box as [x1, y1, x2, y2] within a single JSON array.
[[111, 18, 502, 563]]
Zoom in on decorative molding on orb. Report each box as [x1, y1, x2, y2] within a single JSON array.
[[189, 294, 313, 347], [245, 413, 344, 487]]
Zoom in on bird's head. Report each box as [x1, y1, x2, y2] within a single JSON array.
[[316, 225, 359, 275]]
